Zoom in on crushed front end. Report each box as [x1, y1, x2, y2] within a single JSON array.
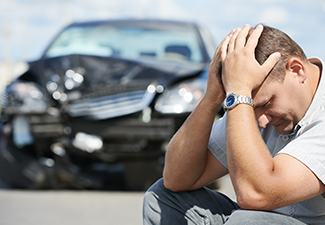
[[0, 55, 208, 190]]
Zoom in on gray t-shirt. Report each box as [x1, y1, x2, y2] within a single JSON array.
[[208, 58, 325, 224]]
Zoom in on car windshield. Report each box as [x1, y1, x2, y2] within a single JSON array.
[[44, 22, 205, 63]]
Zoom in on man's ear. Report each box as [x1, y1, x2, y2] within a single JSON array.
[[286, 57, 307, 83]]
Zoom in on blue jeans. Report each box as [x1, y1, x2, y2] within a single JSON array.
[[143, 178, 306, 225]]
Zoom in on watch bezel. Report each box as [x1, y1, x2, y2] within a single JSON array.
[[224, 93, 238, 110]]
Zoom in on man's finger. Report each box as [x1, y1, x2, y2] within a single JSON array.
[[235, 24, 251, 48], [227, 27, 241, 53], [213, 29, 236, 58], [246, 24, 263, 51], [220, 35, 230, 60], [211, 29, 236, 66], [262, 52, 281, 73]]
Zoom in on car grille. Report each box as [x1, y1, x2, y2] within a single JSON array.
[[68, 89, 156, 120]]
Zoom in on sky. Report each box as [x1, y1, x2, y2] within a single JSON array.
[[1, 0, 325, 62]]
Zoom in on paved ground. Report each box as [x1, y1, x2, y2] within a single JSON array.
[[0, 175, 235, 225], [0, 189, 144, 225]]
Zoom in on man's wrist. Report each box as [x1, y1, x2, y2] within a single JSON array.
[[226, 90, 252, 98], [203, 90, 226, 106], [225, 85, 253, 97], [201, 95, 224, 114]]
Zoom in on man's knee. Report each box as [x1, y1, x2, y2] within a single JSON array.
[[143, 178, 168, 224], [143, 178, 165, 206], [147, 178, 166, 193], [143, 178, 164, 215]]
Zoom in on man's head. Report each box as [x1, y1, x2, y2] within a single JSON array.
[[216, 25, 317, 134], [249, 25, 320, 134]]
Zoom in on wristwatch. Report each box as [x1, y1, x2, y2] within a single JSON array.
[[223, 93, 253, 110]]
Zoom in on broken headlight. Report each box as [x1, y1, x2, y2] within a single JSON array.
[[155, 78, 206, 114], [2, 81, 47, 115]]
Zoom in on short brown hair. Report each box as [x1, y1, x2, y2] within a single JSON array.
[[254, 25, 307, 82]]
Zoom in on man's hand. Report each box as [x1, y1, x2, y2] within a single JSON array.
[[204, 29, 238, 107], [220, 24, 281, 97]]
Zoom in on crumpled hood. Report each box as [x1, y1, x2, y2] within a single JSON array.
[[28, 54, 206, 94], [26, 54, 207, 120]]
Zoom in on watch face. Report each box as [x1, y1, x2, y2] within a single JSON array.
[[226, 95, 236, 107]]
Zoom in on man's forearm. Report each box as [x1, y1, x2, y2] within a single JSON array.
[[163, 25, 231, 191], [163, 97, 220, 191], [226, 104, 275, 207]]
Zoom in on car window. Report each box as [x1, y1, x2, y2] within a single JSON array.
[[44, 23, 205, 63]]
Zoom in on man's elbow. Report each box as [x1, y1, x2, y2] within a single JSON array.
[[162, 170, 179, 192], [163, 168, 191, 192], [236, 189, 275, 211], [163, 177, 186, 192]]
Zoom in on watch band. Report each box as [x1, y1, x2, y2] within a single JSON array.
[[237, 95, 253, 105]]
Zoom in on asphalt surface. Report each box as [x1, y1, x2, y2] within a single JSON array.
[[0, 175, 235, 225]]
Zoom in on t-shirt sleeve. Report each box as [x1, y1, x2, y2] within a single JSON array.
[[278, 118, 325, 185], [208, 114, 228, 168]]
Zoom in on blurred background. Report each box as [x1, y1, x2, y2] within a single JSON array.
[[1, 1, 325, 224], [1, 0, 325, 90]]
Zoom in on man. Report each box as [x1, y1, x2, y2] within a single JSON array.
[[143, 24, 325, 224]]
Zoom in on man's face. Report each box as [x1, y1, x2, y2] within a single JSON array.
[[252, 73, 302, 134]]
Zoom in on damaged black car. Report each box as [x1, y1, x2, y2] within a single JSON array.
[[0, 19, 216, 190]]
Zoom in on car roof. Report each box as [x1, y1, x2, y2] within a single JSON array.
[[40, 19, 212, 61], [66, 19, 199, 28]]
